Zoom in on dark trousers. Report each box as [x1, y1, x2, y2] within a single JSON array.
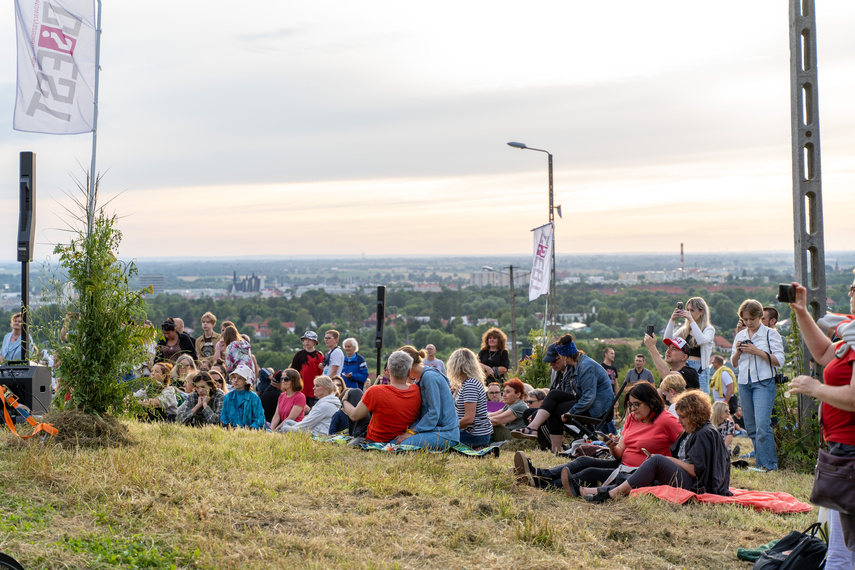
[[533, 456, 621, 489], [344, 388, 370, 439], [624, 454, 695, 491], [539, 389, 577, 436]]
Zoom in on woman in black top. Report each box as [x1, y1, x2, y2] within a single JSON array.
[[478, 327, 510, 382]]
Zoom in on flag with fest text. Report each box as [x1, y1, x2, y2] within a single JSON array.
[[529, 222, 553, 301]]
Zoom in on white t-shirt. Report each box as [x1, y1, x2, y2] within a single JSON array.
[[714, 369, 734, 402], [324, 346, 345, 376]]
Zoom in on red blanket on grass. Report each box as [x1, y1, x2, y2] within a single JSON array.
[[629, 486, 813, 514]]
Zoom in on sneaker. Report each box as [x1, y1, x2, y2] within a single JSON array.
[[514, 451, 535, 487], [740, 450, 755, 459], [732, 444, 741, 457]]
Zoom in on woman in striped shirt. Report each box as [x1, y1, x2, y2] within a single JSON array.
[[447, 348, 493, 448]]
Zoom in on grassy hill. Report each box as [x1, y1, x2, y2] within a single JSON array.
[[0, 421, 815, 569]]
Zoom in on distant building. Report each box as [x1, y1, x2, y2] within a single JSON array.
[[139, 274, 166, 295], [231, 271, 264, 294]]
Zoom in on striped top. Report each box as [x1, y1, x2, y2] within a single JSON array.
[[455, 377, 493, 437]]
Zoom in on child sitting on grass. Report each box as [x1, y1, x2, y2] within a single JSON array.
[[220, 364, 265, 429], [133, 361, 179, 422]]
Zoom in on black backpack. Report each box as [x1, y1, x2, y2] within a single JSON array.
[[753, 523, 827, 570]]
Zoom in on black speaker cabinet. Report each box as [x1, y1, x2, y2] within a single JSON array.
[[0, 365, 51, 414]]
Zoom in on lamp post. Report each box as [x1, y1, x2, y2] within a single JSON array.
[[482, 265, 528, 366], [507, 141, 556, 323]]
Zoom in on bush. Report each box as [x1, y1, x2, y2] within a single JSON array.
[[514, 329, 551, 388]]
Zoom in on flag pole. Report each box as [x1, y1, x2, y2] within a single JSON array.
[[87, 0, 102, 238]]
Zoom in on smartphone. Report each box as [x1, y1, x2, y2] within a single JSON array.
[[642, 448, 651, 457], [594, 431, 611, 442], [777, 283, 796, 303], [676, 302, 684, 310], [646, 325, 655, 336]]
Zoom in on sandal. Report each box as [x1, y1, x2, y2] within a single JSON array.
[[511, 426, 538, 440], [560, 467, 580, 497], [585, 486, 614, 504]]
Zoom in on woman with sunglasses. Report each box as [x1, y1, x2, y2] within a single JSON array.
[[514, 382, 681, 492], [170, 354, 198, 397], [177, 372, 225, 426], [269, 368, 306, 431]]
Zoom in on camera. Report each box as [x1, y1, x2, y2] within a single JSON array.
[[774, 372, 789, 385], [777, 283, 795, 303]]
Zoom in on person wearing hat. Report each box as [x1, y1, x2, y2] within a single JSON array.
[[643, 334, 700, 390], [512, 334, 613, 453], [290, 331, 325, 407], [220, 364, 265, 429]]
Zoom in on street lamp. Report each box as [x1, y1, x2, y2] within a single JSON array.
[[482, 265, 529, 365], [507, 141, 557, 324]]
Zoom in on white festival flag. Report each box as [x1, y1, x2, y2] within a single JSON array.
[[14, 0, 96, 134], [529, 222, 554, 301]]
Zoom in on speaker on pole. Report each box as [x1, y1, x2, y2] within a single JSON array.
[[18, 152, 35, 263], [374, 286, 386, 378]]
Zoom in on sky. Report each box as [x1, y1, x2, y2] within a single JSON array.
[[1, 1, 855, 262]]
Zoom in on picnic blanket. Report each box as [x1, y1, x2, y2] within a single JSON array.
[[312, 433, 505, 457], [629, 486, 813, 514]]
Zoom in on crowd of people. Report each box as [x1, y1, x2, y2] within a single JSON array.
[[15, 277, 855, 562]]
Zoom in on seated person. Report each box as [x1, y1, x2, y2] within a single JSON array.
[[275, 376, 341, 436], [133, 361, 179, 422], [515, 382, 682, 491], [341, 351, 422, 444], [177, 371, 225, 426], [488, 378, 528, 441], [513, 335, 613, 453], [712, 401, 736, 452], [395, 345, 459, 450], [659, 373, 686, 417], [580, 390, 732, 502], [447, 348, 493, 448], [268, 369, 306, 430], [220, 364, 265, 429]]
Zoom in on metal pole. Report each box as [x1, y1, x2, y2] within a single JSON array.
[[547, 153, 555, 325], [87, 0, 103, 236], [509, 265, 517, 366]]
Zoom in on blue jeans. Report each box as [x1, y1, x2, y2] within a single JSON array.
[[687, 361, 711, 400], [459, 430, 491, 448], [739, 379, 777, 470], [400, 431, 458, 451]]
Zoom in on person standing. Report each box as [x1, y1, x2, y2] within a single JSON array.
[[195, 311, 221, 360], [156, 319, 197, 363], [341, 338, 368, 390], [710, 355, 736, 410], [1, 313, 31, 363], [625, 354, 655, 385], [787, 275, 855, 566], [664, 297, 715, 398], [478, 328, 510, 382], [601, 347, 618, 394], [422, 344, 446, 375], [731, 299, 784, 471], [290, 331, 325, 407], [322, 330, 345, 378]]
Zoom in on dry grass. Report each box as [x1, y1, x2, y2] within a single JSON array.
[[0, 423, 815, 569]]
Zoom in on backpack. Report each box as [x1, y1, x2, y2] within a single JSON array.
[[753, 523, 827, 570]]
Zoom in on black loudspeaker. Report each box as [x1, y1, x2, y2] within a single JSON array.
[[18, 152, 36, 263], [0, 365, 51, 414], [375, 286, 386, 349]]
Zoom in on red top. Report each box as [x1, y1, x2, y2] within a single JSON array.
[[294, 350, 324, 401], [822, 344, 855, 446], [620, 410, 683, 467], [361, 384, 422, 443], [277, 391, 306, 423]]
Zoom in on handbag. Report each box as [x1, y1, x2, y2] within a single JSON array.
[[752, 522, 826, 570], [809, 448, 855, 514]]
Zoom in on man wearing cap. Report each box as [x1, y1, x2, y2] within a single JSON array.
[[290, 332, 325, 407], [643, 334, 700, 390]]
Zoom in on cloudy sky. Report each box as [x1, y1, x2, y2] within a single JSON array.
[[1, 1, 854, 261]]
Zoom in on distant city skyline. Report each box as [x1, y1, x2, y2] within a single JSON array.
[[2, 2, 855, 261]]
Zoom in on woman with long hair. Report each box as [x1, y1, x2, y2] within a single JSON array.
[[447, 348, 493, 448], [665, 296, 715, 398], [177, 371, 225, 426], [222, 325, 255, 378], [478, 327, 510, 382], [170, 354, 198, 396]]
